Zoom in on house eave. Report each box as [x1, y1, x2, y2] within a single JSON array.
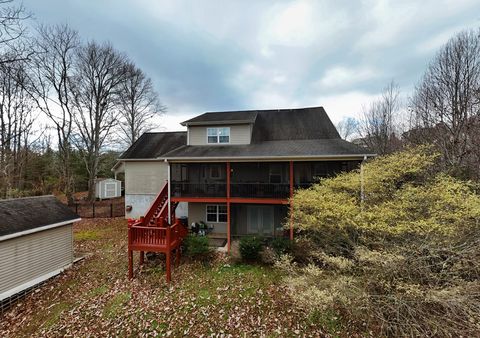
[[163, 154, 376, 163]]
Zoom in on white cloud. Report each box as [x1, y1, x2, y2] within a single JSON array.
[[416, 21, 480, 55], [310, 91, 382, 123], [315, 66, 378, 90], [259, 0, 350, 50]]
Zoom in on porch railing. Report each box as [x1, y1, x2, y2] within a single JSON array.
[[171, 182, 227, 197], [230, 183, 290, 199]]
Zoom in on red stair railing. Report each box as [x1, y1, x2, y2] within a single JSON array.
[[128, 181, 188, 283]]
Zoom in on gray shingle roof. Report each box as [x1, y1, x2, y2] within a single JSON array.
[[118, 107, 374, 160], [0, 195, 80, 237], [119, 132, 187, 159], [251, 107, 340, 142], [162, 139, 372, 159]]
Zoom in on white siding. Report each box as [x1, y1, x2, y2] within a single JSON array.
[[0, 224, 73, 299], [95, 179, 121, 199], [188, 124, 252, 145]]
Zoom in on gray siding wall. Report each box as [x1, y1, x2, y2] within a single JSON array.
[[124, 161, 167, 219], [188, 124, 252, 145], [0, 224, 73, 299], [188, 202, 227, 235], [125, 161, 167, 194]]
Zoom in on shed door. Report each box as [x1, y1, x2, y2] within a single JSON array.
[[105, 182, 117, 198]]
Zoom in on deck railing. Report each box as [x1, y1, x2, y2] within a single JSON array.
[[128, 220, 187, 250]]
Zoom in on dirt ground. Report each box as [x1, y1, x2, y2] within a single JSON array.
[[0, 218, 326, 337]]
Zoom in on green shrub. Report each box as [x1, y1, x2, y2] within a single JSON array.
[[270, 237, 292, 256], [239, 236, 263, 261], [183, 235, 212, 259]]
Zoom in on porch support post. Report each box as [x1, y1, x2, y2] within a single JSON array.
[[128, 249, 133, 279], [128, 224, 133, 279], [226, 162, 231, 253], [166, 226, 171, 283], [289, 160, 294, 240], [167, 161, 171, 224]]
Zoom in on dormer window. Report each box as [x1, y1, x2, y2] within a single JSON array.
[[207, 127, 230, 144]]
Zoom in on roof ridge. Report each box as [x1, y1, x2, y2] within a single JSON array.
[[203, 106, 324, 114]]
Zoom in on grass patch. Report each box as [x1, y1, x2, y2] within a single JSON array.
[[308, 309, 344, 335], [74, 230, 102, 241], [42, 302, 71, 329], [103, 292, 131, 318], [88, 284, 109, 297]]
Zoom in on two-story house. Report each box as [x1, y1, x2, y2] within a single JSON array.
[[113, 106, 374, 254]]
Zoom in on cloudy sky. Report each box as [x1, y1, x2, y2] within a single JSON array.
[[23, 0, 480, 131]]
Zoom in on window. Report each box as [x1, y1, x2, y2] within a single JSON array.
[[206, 204, 228, 222], [207, 127, 230, 144]]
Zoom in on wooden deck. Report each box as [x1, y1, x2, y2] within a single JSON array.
[[127, 182, 188, 283]]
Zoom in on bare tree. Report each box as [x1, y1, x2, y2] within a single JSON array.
[[29, 24, 79, 204], [358, 81, 402, 155], [0, 0, 31, 64], [118, 62, 166, 146], [410, 28, 480, 177], [336, 117, 358, 141], [0, 57, 36, 198], [71, 41, 128, 200]]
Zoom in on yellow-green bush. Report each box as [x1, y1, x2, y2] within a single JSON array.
[[293, 145, 480, 238], [284, 146, 480, 336]]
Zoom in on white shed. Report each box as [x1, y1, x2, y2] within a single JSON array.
[[0, 195, 81, 303], [95, 178, 122, 200]]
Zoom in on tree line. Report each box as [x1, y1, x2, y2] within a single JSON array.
[[0, 1, 165, 202], [338, 28, 480, 180]]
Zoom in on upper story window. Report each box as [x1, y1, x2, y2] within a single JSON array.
[[207, 127, 230, 144]]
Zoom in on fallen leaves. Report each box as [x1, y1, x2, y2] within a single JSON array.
[[0, 218, 326, 337]]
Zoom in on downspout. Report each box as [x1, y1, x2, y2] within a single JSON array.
[[165, 159, 171, 223]]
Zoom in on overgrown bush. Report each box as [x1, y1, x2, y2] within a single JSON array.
[[239, 236, 263, 261], [283, 146, 480, 336], [182, 235, 212, 261], [269, 237, 292, 256]]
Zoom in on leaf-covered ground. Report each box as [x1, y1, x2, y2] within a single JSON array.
[[0, 219, 326, 337]]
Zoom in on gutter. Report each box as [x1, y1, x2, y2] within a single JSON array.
[[162, 154, 377, 162], [0, 218, 82, 242]]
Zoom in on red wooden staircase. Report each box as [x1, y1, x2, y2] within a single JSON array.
[[127, 182, 188, 283]]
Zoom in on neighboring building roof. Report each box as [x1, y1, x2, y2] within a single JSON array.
[[119, 131, 187, 159], [162, 139, 371, 160], [0, 195, 80, 239], [95, 178, 120, 183], [181, 111, 258, 126]]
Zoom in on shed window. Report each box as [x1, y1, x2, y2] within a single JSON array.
[[206, 204, 228, 222], [207, 127, 230, 144]]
